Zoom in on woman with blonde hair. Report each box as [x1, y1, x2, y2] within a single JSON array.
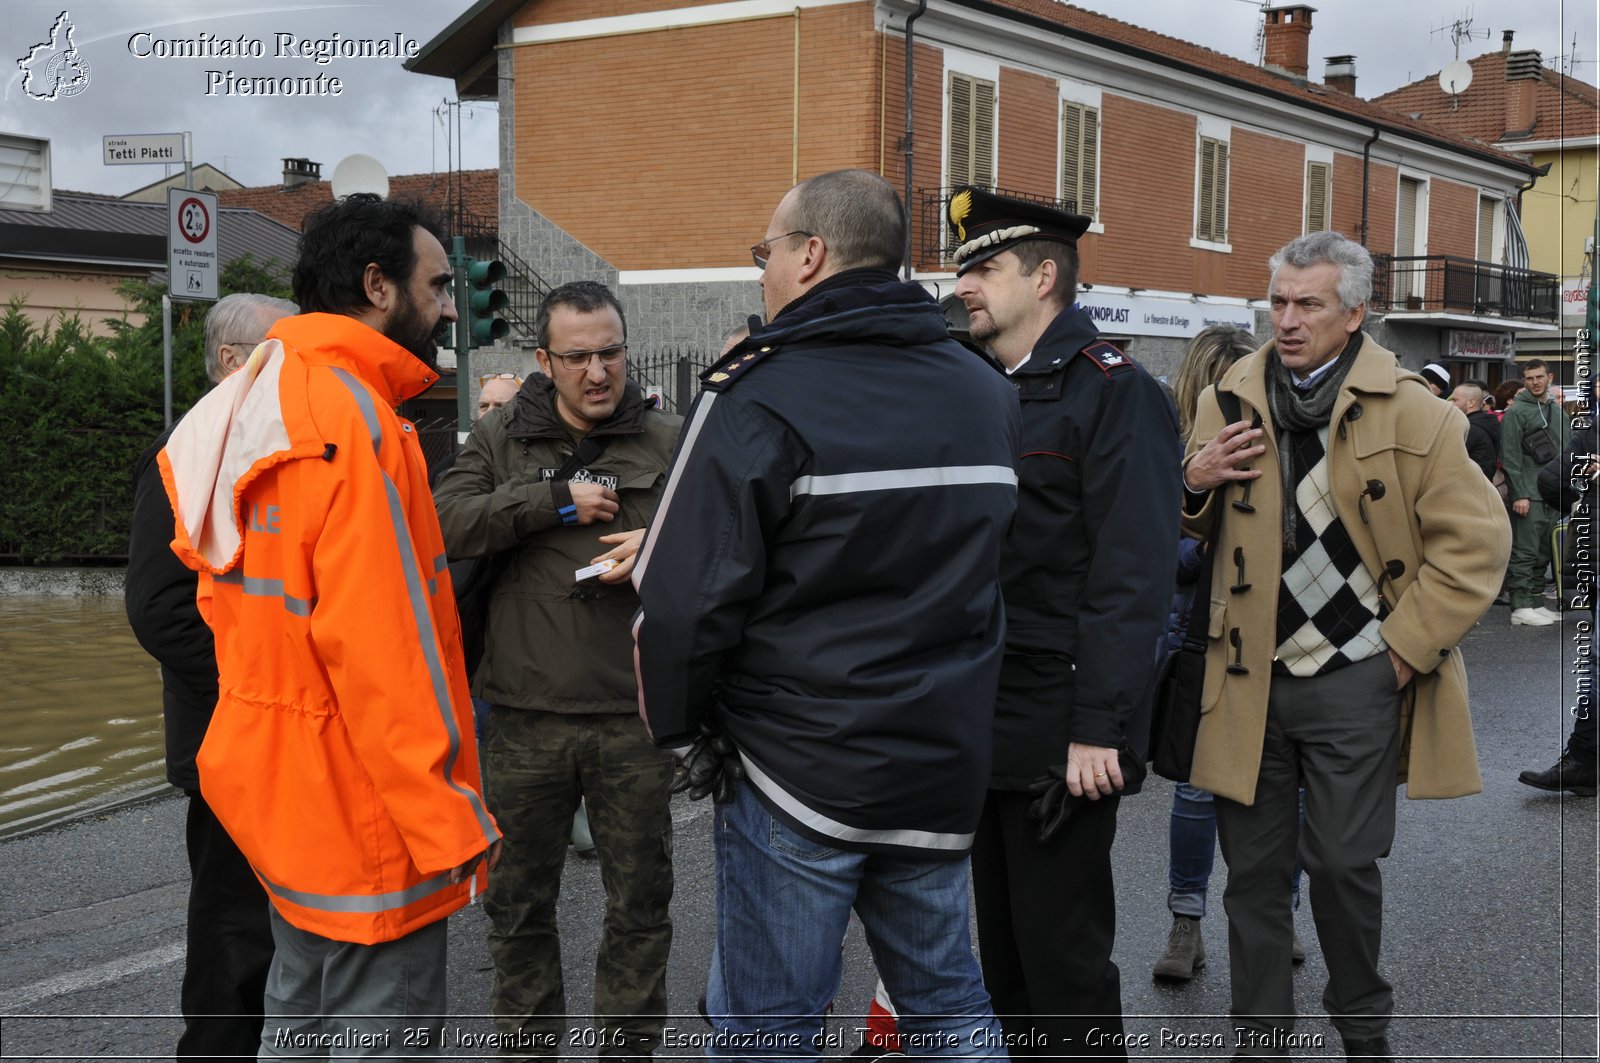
[[1171, 325, 1257, 442]]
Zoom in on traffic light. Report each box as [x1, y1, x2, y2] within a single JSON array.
[[461, 257, 509, 348]]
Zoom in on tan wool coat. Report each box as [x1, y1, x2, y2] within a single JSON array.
[[1182, 335, 1511, 805]]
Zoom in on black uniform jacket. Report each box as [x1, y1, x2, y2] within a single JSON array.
[[991, 306, 1181, 791], [126, 424, 218, 792], [633, 269, 1021, 857]]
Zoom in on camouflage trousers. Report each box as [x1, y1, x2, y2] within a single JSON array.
[[483, 708, 675, 1059]]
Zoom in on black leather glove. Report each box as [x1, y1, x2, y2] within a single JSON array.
[[671, 724, 745, 803], [1025, 747, 1146, 842]]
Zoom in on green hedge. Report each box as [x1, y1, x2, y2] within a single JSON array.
[[0, 257, 291, 562]]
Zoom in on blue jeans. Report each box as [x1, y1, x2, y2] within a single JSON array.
[[706, 784, 1004, 1060], [1168, 783, 1304, 918]]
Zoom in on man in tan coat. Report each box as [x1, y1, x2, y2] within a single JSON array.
[[1183, 231, 1508, 1062]]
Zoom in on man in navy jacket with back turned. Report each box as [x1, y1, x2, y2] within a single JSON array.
[[633, 169, 1020, 1060]]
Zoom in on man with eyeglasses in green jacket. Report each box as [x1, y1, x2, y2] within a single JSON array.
[[434, 280, 681, 1062]]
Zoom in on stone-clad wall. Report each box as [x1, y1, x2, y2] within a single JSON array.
[[496, 31, 756, 358]]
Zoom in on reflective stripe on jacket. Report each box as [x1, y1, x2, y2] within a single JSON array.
[[159, 313, 499, 945]]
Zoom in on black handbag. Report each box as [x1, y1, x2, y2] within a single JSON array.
[[1149, 390, 1242, 783], [1149, 572, 1210, 783]]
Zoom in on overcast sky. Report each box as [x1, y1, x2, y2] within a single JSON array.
[[2, 0, 1595, 199]]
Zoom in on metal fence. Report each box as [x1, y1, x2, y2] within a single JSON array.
[[628, 348, 717, 414]]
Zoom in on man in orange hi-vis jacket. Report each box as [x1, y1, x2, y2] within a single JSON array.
[[160, 194, 501, 1058]]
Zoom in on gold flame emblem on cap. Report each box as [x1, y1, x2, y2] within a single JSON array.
[[948, 188, 973, 243]]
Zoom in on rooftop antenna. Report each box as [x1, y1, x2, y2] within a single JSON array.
[[1430, 11, 1490, 62], [1430, 10, 1488, 109], [1555, 32, 1582, 76], [1232, 0, 1269, 63]]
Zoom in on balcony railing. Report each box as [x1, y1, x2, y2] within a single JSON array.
[[913, 186, 1078, 272], [1372, 254, 1559, 323]]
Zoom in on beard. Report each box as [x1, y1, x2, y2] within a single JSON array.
[[384, 290, 448, 371], [968, 315, 999, 347]]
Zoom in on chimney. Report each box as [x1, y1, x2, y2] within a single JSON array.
[[1501, 29, 1515, 54], [1263, 5, 1316, 79], [1505, 50, 1542, 135], [281, 157, 321, 189], [1324, 54, 1357, 95]]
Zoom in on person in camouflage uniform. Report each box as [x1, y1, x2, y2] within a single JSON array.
[[434, 281, 679, 1060]]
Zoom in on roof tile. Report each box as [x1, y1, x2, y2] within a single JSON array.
[[1373, 49, 1600, 144], [974, 0, 1538, 169], [217, 169, 498, 233]]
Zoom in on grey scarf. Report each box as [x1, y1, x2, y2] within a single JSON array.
[[1265, 333, 1363, 550]]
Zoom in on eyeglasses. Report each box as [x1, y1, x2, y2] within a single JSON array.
[[479, 372, 522, 387], [546, 345, 627, 372], [751, 230, 813, 269]]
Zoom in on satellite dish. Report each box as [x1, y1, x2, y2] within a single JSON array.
[[330, 154, 389, 199], [1439, 61, 1474, 95]]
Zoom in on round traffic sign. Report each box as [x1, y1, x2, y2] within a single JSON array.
[[177, 197, 210, 243]]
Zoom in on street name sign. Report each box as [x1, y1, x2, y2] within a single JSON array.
[[104, 132, 185, 165]]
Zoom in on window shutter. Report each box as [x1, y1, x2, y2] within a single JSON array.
[[948, 73, 973, 186], [1061, 103, 1099, 219], [947, 73, 995, 188], [1396, 178, 1419, 256], [1211, 140, 1229, 241], [1060, 104, 1081, 208], [1306, 161, 1331, 232], [1477, 197, 1495, 261], [973, 78, 996, 187], [1080, 108, 1098, 218], [1197, 137, 1231, 242]]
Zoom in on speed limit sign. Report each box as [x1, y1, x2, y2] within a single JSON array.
[[168, 187, 218, 301]]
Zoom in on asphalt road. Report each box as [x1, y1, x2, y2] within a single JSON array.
[[1, 602, 1595, 1061]]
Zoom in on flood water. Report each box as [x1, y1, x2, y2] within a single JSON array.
[[0, 595, 167, 838]]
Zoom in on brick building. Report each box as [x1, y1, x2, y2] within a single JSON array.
[[409, 0, 1550, 380]]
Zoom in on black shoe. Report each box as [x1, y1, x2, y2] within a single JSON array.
[[1519, 753, 1599, 796], [1342, 1034, 1392, 1061]]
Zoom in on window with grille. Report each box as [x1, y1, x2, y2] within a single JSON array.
[[947, 72, 996, 188], [1060, 101, 1099, 219], [1305, 161, 1331, 233], [1196, 136, 1229, 243]]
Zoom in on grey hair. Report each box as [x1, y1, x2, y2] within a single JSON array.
[[786, 169, 905, 273], [1267, 231, 1373, 311], [203, 293, 297, 383]]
